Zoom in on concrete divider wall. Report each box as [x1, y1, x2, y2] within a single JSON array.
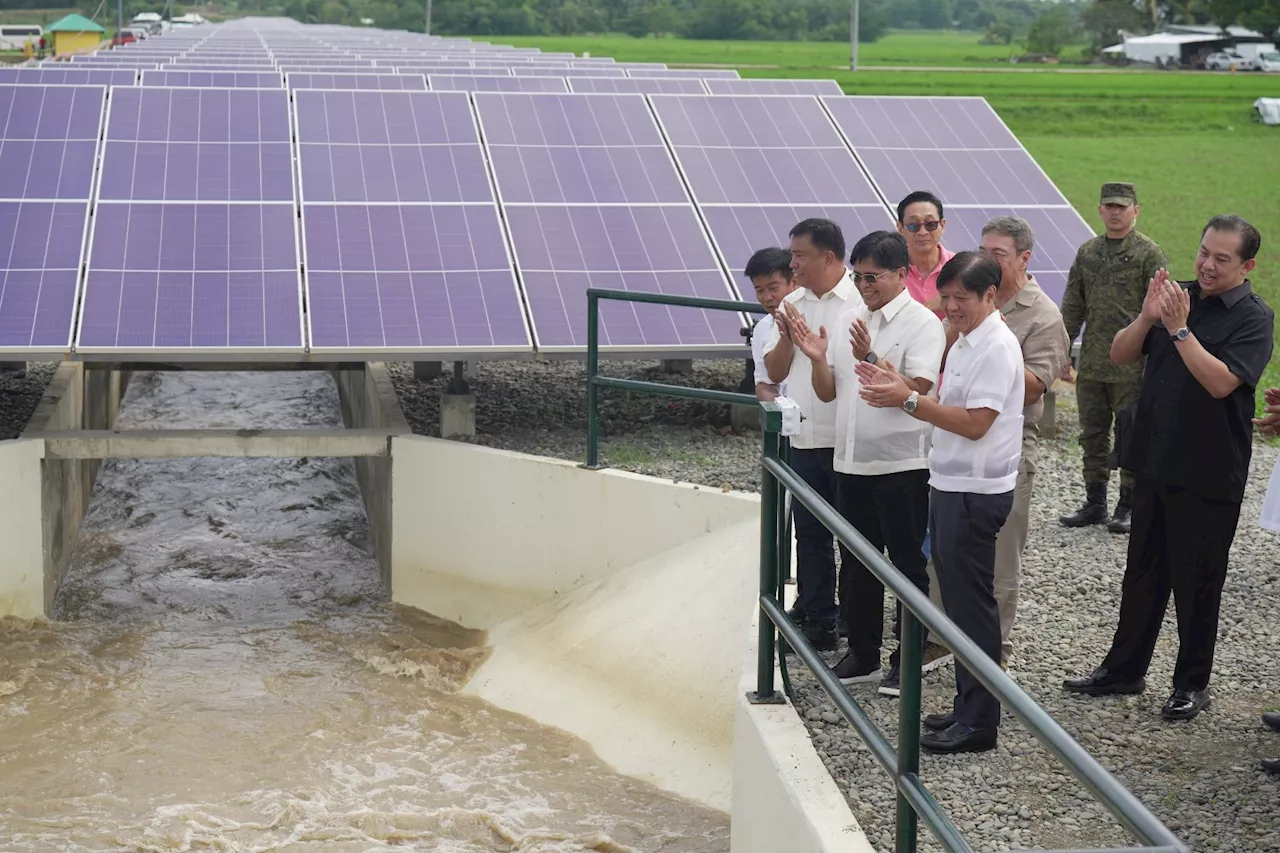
[[389, 435, 760, 629], [731, 615, 874, 853], [332, 362, 408, 589], [20, 364, 129, 615], [0, 439, 48, 619]]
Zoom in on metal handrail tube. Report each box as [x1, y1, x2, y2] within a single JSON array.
[[761, 596, 972, 852], [587, 286, 768, 315], [762, 456, 1186, 851], [591, 376, 758, 407]]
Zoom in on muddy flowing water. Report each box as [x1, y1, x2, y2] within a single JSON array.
[[0, 371, 729, 853]]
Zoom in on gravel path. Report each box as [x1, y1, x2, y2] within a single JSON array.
[[390, 360, 1280, 853], [0, 362, 57, 440]]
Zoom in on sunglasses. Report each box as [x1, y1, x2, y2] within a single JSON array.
[[851, 269, 901, 285], [904, 221, 942, 233]]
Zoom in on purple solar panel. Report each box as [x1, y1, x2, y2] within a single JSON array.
[[0, 201, 89, 351], [627, 68, 740, 79], [287, 73, 427, 90], [0, 67, 137, 86], [303, 206, 529, 352], [567, 76, 707, 94], [701, 205, 896, 300], [822, 95, 1067, 206], [504, 205, 742, 352], [142, 70, 285, 88], [294, 90, 489, 203], [99, 87, 293, 202], [428, 75, 568, 93], [295, 90, 529, 353], [512, 66, 624, 78], [649, 94, 880, 205], [705, 78, 842, 96], [475, 93, 688, 205], [0, 85, 105, 201], [931, 206, 1094, 305], [77, 203, 303, 351]]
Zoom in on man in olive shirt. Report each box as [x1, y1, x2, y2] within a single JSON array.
[[982, 217, 1071, 667], [1060, 182, 1167, 534]]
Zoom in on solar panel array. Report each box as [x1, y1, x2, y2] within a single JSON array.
[[3, 20, 1090, 360]]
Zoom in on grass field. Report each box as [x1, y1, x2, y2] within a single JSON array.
[[502, 30, 1092, 68], [505, 33, 1280, 393]]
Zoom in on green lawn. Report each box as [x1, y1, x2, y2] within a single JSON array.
[[500, 33, 1280, 391], [501, 30, 1090, 68]]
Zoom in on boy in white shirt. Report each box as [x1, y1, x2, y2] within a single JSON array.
[[745, 247, 796, 402]]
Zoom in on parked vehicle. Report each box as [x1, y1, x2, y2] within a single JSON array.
[[0, 24, 41, 51], [1205, 51, 1260, 71], [1259, 52, 1280, 73]]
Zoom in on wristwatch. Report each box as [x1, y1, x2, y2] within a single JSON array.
[[1171, 326, 1190, 342], [863, 350, 878, 364], [902, 390, 919, 414]]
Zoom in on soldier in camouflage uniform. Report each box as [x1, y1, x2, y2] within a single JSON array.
[[1060, 182, 1168, 534]]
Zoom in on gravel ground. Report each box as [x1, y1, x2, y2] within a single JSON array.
[[390, 359, 1280, 853], [0, 362, 58, 440]]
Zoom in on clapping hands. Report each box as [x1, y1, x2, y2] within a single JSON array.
[[1254, 387, 1280, 437], [780, 302, 828, 363], [1144, 269, 1190, 330], [855, 358, 911, 408]]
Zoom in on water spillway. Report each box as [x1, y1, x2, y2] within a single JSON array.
[[0, 370, 731, 851]]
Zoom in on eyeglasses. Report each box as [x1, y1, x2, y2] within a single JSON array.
[[851, 269, 901, 285], [904, 221, 942, 233]]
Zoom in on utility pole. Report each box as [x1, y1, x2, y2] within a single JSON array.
[[425, 0, 433, 35], [849, 0, 860, 71]]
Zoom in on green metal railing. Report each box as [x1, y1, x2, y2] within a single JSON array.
[[583, 287, 1187, 853]]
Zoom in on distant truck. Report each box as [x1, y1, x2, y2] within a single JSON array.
[[0, 23, 41, 51]]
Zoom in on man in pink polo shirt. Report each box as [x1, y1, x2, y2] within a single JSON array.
[[897, 190, 954, 318]]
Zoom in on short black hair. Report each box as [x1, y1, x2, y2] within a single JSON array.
[[1202, 215, 1261, 262], [937, 250, 1002, 295], [789, 218, 846, 262], [896, 190, 944, 224], [744, 246, 793, 281], [849, 231, 909, 271]]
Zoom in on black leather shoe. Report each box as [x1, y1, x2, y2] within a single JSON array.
[[1060, 484, 1108, 528], [923, 713, 955, 732], [1161, 688, 1211, 721], [1263, 711, 1280, 732], [922, 722, 997, 754], [1107, 487, 1133, 535], [1062, 668, 1146, 696], [1262, 758, 1280, 775], [801, 622, 838, 652]]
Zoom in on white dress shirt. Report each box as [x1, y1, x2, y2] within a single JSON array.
[[764, 271, 862, 449], [829, 288, 945, 475], [751, 313, 787, 398], [929, 309, 1024, 495]]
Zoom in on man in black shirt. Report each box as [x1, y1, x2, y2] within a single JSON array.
[[1063, 215, 1274, 721]]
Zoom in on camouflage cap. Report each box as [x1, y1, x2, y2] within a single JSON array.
[[1100, 182, 1137, 206]]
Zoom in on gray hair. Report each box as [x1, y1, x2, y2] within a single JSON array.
[[981, 215, 1035, 254]]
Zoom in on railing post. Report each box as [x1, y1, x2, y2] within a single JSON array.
[[750, 402, 784, 705], [895, 608, 924, 853], [585, 290, 602, 469], [778, 437, 792, 585]]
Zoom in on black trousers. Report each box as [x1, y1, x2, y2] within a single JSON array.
[[790, 447, 838, 628], [1100, 476, 1243, 691], [836, 469, 931, 662], [930, 487, 1013, 731]]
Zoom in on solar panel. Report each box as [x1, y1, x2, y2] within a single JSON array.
[[287, 73, 427, 90], [511, 66, 625, 78], [76, 203, 304, 352], [98, 88, 293, 203], [821, 95, 1091, 303], [567, 76, 706, 94], [78, 86, 304, 355], [821, 96, 1064, 205], [157, 64, 280, 73], [627, 68, 740, 79], [474, 93, 741, 353], [142, 70, 284, 88], [428, 75, 567, 93], [649, 95, 881, 206], [0, 67, 137, 86], [0, 84, 104, 354], [294, 90, 530, 355], [705, 78, 843, 96]]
